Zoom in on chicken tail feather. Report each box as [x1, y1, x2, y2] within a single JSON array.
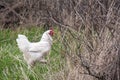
[[16, 34, 30, 53]]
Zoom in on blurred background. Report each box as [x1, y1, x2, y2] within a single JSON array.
[[0, 0, 120, 80]]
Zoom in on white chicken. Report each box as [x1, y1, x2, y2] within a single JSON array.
[[16, 29, 54, 68]]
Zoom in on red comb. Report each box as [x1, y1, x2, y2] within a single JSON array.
[[49, 27, 54, 36]]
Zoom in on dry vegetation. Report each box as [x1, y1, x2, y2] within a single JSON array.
[[0, 0, 120, 80]]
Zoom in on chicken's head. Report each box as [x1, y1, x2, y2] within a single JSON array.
[[49, 28, 54, 36], [41, 29, 54, 42]]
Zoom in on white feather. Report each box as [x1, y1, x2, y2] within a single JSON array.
[[16, 34, 30, 52]]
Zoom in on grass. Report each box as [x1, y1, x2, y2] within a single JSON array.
[[0, 26, 65, 80]]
